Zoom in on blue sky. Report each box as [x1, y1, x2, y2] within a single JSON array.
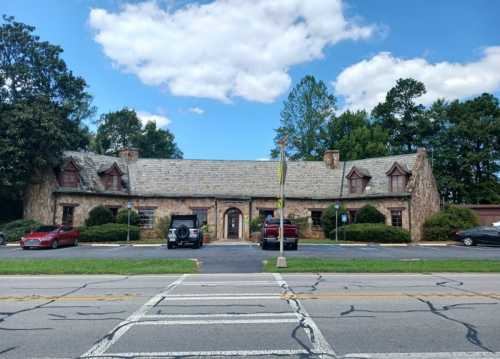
[[1, 0, 499, 160]]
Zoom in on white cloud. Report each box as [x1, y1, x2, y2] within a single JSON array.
[[89, 0, 374, 103], [256, 157, 270, 161], [334, 46, 500, 111], [188, 107, 204, 115], [137, 111, 171, 127]]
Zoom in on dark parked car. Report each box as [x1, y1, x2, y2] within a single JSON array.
[[260, 218, 299, 250], [455, 226, 500, 246], [0, 232, 5, 246], [20, 225, 79, 249], [166, 215, 203, 249]]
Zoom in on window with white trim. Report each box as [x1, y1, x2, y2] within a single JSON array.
[[138, 208, 155, 229]]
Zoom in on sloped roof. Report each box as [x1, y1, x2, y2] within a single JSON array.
[[61, 151, 418, 199]]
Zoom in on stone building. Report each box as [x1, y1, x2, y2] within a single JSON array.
[[24, 148, 440, 241]]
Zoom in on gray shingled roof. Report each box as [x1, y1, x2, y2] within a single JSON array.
[[61, 151, 417, 199]]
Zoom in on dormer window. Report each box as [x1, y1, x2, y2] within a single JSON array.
[[98, 163, 124, 192], [58, 158, 80, 188], [386, 162, 411, 193], [346, 167, 371, 194]]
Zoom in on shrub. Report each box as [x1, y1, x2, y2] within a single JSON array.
[[335, 223, 411, 243], [423, 206, 479, 241], [0, 219, 42, 242], [288, 214, 310, 238], [250, 217, 263, 232], [321, 204, 348, 236], [116, 208, 140, 226], [79, 223, 140, 242], [155, 215, 171, 238], [85, 206, 114, 226], [355, 205, 386, 224]]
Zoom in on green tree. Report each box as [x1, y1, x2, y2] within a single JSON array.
[[429, 94, 500, 203], [94, 108, 142, 154], [271, 75, 335, 160], [0, 16, 93, 201], [372, 78, 431, 154], [136, 121, 183, 159], [326, 111, 388, 160]]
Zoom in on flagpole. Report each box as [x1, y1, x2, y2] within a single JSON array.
[[276, 138, 287, 268]]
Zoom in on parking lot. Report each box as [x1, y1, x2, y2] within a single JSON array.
[[2, 243, 500, 273], [1, 273, 500, 358]]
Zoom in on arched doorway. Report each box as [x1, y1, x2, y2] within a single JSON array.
[[225, 208, 242, 240]]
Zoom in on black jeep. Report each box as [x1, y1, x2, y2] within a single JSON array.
[[166, 215, 203, 249]]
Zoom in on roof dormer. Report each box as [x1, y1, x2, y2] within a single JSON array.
[[346, 166, 371, 194], [386, 162, 411, 192], [98, 162, 124, 192], [58, 157, 81, 188]]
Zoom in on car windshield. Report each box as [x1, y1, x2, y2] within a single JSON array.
[[33, 226, 58, 233], [266, 219, 292, 225], [172, 219, 195, 228]]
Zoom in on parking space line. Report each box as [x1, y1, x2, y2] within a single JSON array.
[[159, 295, 280, 300], [133, 318, 299, 325], [344, 352, 500, 358], [273, 273, 336, 358], [161, 292, 279, 297], [81, 274, 188, 358], [90, 349, 311, 358], [181, 281, 278, 286], [141, 312, 297, 319]]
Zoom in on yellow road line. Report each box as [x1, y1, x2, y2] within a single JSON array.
[[0, 294, 137, 302]]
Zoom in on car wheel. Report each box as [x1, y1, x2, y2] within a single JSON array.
[[261, 240, 268, 250], [290, 243, 298, 251], [463, 237, 475, 247], [51, 240, 59, 249], [22, 246, 28, 250], [167, 242, 174, 249], [0, 235, 5, 245], [193, 240, 200, 249], [73, 239, 78, 246]]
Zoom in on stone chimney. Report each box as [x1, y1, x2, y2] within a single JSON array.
[[118, 148, 139, 162], [323, 150, 340, 169]]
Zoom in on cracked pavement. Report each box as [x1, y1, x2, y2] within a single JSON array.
[[1, 274, 500, 358]]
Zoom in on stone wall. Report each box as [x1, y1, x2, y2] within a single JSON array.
[[408, 149, 441, 241]]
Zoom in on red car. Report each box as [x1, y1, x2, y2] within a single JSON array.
[[21, 225, 79, 249]]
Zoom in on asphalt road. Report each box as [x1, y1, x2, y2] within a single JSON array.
[[1, 273, 499, 358], [2, 243, 500, 273]]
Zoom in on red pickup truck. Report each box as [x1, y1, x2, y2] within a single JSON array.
[[260, 218, 299, 250]]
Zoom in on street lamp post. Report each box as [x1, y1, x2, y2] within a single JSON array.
[[276, 138, 287, 268], [127, 201, 132, 244], [334, 203, 340, 242]]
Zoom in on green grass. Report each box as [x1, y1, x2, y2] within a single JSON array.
[[0, 259, 198, 275], [264, 258, 500, 273]]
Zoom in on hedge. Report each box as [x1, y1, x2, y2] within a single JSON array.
[[0, 219, 42, 242], [423, 206, 479, 241], [116, 208, 140, 226], [355, 205, 386, 224], [85, 206, 114, 226], [334, 223, 411, 243], [79, 223, 140, 242], [321, 204, 348, 236]]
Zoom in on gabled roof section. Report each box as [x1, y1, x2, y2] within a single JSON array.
[[346, 166, 371, 179], [98, 162, 124, 176], [61, 156, 81, 171], [385, 161, 411, 176], [59, 151, 418, 199]]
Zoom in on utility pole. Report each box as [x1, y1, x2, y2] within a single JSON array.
[[127, 201, 132, 244], [276, 137, 288, 268]]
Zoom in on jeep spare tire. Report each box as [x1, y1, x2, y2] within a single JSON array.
[[176, 225, 190, 240]]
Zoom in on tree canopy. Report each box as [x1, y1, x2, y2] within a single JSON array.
[[272, 75, 500, 204], [0, 16, 93, 199], [271, 75, 335, 160], [94, 108, 183, 159]]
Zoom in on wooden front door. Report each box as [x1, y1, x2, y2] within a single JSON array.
[[227, 209, 240, 239]]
